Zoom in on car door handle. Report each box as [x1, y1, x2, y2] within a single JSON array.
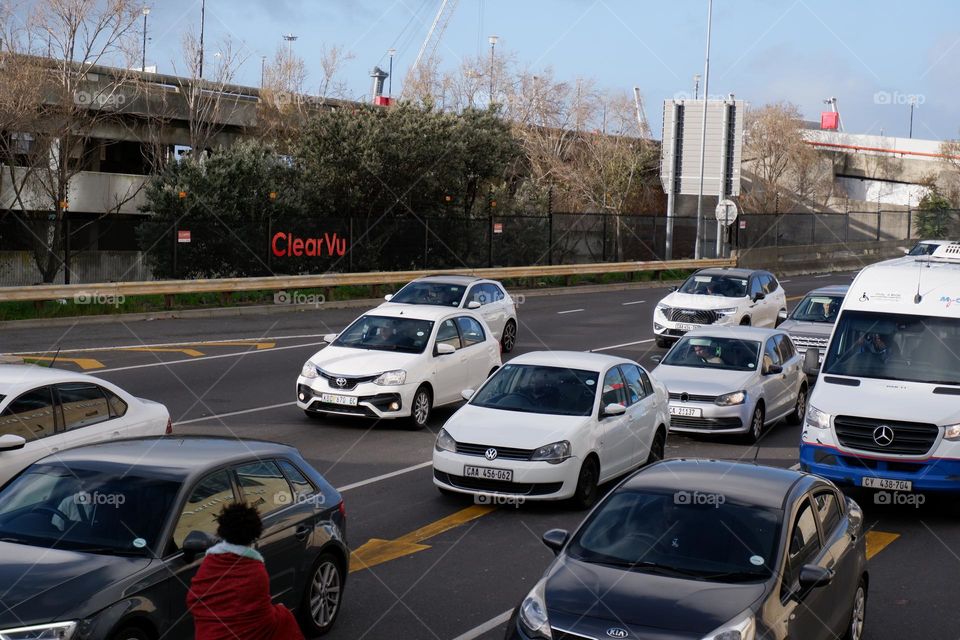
[[294, 524, 312, 541]]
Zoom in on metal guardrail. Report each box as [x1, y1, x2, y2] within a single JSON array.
[[0, 258, 736, 303]]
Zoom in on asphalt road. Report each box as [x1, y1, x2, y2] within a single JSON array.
[[4, 271, 960, 640]]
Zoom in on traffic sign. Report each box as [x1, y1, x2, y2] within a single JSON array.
[[715, 199, 738, 226], [177, 230, 191, 243]]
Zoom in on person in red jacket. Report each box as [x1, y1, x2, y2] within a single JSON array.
[[187, 503, 305, 640]]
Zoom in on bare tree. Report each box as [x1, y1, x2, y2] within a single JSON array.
[[317, 44, 354, 100], [257, 45, 308, 147]]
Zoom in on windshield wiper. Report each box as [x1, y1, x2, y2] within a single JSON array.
[[68, 545, 146, 556], [632, 561, 707, 578], [701, 570, 766, 582]]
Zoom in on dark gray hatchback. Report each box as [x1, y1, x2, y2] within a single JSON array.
[[0, 436, 348, 640]]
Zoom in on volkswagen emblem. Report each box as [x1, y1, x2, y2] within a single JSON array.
[[484, 448, 498, 461], [606, 629, 629, 639], [335, 377, 348, 388], [873, 425, 894, 447], [679, 392, 690, 402]]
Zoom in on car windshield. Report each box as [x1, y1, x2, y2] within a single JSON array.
[[332, 315, 434, 353], [790, 295, 844, 323], [678, 274, 748, 298], [390, 281, 466, 307], [661, 337, 761, 372], [0, 463, 181, 555], [470, 364, 599, 416], [908, 242, 940, 256], [822, 310, 960, 385], [568, 489, 781, 582]]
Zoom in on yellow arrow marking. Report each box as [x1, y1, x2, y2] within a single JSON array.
[[21, 356, 104, 370], [199, 341, 276, 350], [866, 530, 899, 560], [350, 505, 495, 573], [121, 347, 204, 357]]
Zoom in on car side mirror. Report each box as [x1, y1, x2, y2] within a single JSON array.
[[384, 294, 394, 302], [182, 530, 216, 561], [461, 388, 475, 401], [0, 434, 26, 452], [670, 286, 678, 292], [323, 333, 338, 344], [764, 364, 783, 376], [778, 309, 788, 322], [903, 249, 910, 255], [798, 564, 833, 590], [650, 355, 663, 363], [467, 300, 481, 309], [602, 403, 627, 417], [542, 528, 569, 555], [802, 349, 821, 377], [436, 343, 456, 356], [753, 292, 766, 302]]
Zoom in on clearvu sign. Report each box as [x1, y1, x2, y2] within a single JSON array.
[[271, 232, 347, 258]]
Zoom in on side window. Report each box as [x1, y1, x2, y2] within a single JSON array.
[[235, 460, 294, 516], [278, 459, 318, 501], [783, 500, 822, 595], [813, 490, 842, 537], [171, 469, 235, 550], [749, 277, 763, 298], [435, 319, 462, 350], [765, 274, 780, 294], [490, 284, 506, 302], [619, 365, 647, 406], [103, 388, 128, 418], [466, 285, 486, 306], [56, 383, 111, 430], [601, 368, 627, 409], [639, 370, 655, 397], [456, 316, 486, 346], [0, 387, 57, 441], [775, 335, 796, 362], [764, 337, 782, 369]]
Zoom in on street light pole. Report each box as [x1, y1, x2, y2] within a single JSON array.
[[198, 0, 205, 78], [141, 7, 150, 72], [388, 48, 396, 97], [488, 35, 498, 107], [693, 74, 701, 99], [909, 98, 916, 139], [260, 55, 266, 87], [694, 0, 713, 259]]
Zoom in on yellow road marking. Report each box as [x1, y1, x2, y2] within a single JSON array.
[[350, 505, 495, 573], [21, 356, 104, 370], [121, 347, 204, 357], [866, 530, 899, 560], [787, 295, 805, 301], [198, 341, 276, 350]]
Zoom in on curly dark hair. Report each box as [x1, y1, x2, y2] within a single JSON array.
[[215, 503, 263, 546]]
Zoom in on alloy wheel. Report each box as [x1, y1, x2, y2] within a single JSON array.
[[309, 559, 342, 629], [501, 321, 517, 352]]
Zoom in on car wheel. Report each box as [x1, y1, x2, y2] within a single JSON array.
[[501, 320, 518, 353], [787, 384, 808, 425], [747, 403, 765, 443], [304, 409, 325, 421], [109, 627, 151, 640], [740, 316, 751, 326], [844, 578, 867, 640], [647, 428, 666, 464], [570, 457, 599, 510], [300, 553, 344, 636], [407, 385, 432, 429], [655, 337, 671, 349]]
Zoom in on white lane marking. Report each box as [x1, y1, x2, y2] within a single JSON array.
[[96, 341, 325, 373], [174, 401, 298, 425], [591, 338, 655, 352], [11, 332, 337, 355], [780, 280, 791, 283], [451, 609, 513, 640], [621, 300, 646, 306], [336, 461, 433, 492], [557, 308, 584, 314], [814, 274, 833, 278]]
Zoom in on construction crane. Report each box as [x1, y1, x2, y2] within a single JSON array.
[[633, 86, 651, 138], [401, 0, 460, 98]]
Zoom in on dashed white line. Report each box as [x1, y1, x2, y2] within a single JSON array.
[[12, 333, 336, 355], [175, 401, 298, 425], [451, 609, 513, 640], [591, 338, 655, 352], [814, 274, 833, 278], [621, 300, 646, 306], [780, 280, 791, 283], [97, 341, 325, 373], [557, 308, 584, 315], [336, 461, 433, 493]]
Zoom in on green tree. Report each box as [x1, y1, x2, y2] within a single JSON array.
[[915, 191, 953, 239]]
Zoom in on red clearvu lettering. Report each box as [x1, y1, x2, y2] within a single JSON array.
[[272, 232, 348, 258], [271, 232, 287, 257]]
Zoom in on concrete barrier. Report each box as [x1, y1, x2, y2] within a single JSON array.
[[734, 239, 911, 276]]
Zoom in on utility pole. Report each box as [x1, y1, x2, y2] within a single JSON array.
[[141, 7, 150, 72], [693, 74, 701, 99], [488, 35, 498, 107], [260, 55, 266, 87], [198, 0, 206, 78], [694, 0, 713, 259], [388, 48, 396, 97], [908, 97, 916, 139]]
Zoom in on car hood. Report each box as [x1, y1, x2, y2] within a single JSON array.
[[443, 404, 592, 449], [308, 345, 420, 375], [813, 376, 960, 427], [652, 365, 757, 396], [0, 541, 152, 626], [546, 557, 765, 634], [779, 319, 833, 336], [660, 292, 745, 310]]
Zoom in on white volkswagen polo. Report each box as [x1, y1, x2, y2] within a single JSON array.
[[432, 351, 670, 508], [297, 306, 502, 428], [0, 365, 171, 486]]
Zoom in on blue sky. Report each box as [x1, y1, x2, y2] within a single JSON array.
[[139, 0, 960, 140]]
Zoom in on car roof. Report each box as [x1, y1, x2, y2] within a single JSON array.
[[507, 350, 632, 371], [361, 305, 476, 321], [683, 326, 785, 341], [622, 459, 807, 509], [412, 275, 487, 286], [915, 239, 952, 245], [695, 267, 761, 278], [802, 284, 849, 296], [0, 364, 103, 394]]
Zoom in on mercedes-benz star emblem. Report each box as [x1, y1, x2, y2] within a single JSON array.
[[606, 628, 629, 639], [873, 425, 894, 447], [335, 377, 347, 388], [484, 448, 498, 461]]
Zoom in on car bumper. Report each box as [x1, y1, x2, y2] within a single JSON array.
[[296, 376, 415, 419], [667, 402, 750, 434], [799, 442, 960, 492], [653, 316, 734, 340], [432, 451, 580, 500]]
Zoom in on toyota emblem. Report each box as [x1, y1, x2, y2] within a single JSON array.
[[484, 448, 498, 461], [873, 425, 894, 447], [606, 629, 629, 639], [335, 377, 347, 388]]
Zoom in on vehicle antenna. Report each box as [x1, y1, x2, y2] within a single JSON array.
[[914, 259, 924, 305], [49, 345, 61, 368]]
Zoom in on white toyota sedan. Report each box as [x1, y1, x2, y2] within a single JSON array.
[[432, 351, 670, 508], [297, 305, 502, 428], [0, 365, 172, 486]]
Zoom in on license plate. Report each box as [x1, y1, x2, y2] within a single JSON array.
[[676, 323, 698, 332], [319, 393, 358, 406], [670, 405, 702, 417], [464, 465, 513, 482], [862, 477, 912, 492]]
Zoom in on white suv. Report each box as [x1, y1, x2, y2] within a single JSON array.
[[653, 268, 787, 348]]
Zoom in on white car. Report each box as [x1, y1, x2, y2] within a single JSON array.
[[651, 327, 807, 442], [297, 306, 502, 428], [432, 351, 670, 508], [653, 268, 788, 348], [382, 275, 519, 352], [0, 365, 172, 486]]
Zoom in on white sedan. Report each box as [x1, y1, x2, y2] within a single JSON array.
[[432, 351, 670, 508], [0, 365, 171, 486], [297, 306, 501, 428]]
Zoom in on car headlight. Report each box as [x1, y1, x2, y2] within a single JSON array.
[[517, 579, 552, 639], [714, 307, 738, 318], [805, 404, 830, 430], [701, 611, 755, 640], [656, 303, 670, 315], [300, 361, 318, 379], [0, 622, 78, 640], [374, 369, 406, 386], [435, 428, 457, 453], [944, 423, 960, 441], [531, 440, 571, 464], [715, 390, 746, 406]]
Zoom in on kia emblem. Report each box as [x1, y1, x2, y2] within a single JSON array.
[[484, 448, 498, 461], [606, 628, 629, 639], [335, 377, 347, 388], [873, 425, 894, 447]]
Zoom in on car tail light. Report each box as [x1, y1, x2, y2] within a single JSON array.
[[337, 500, 346, 520], [165, 417, 173, 435]]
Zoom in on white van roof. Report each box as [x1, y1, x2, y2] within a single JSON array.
[[846, 254, 960, 317]]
